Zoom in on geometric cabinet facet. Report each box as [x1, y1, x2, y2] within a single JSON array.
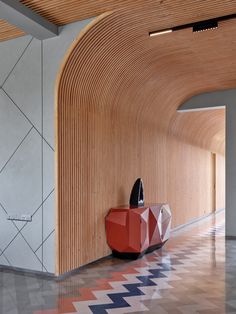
[[105, 204, 172, 259]]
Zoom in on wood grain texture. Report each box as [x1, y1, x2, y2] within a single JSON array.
[[19, 0, 236, 26], [1, 0, 236, 41], [216, 154, 225, 210], [0, 20, 25, 42], [56, 7, 229, 274]]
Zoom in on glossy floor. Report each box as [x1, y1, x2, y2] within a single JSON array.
[[1, 211, 235, 314]]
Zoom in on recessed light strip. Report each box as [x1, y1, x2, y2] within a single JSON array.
[[149, 13, 236, 37], [192, 20, 218, 32], [149, 29, 172, 37]]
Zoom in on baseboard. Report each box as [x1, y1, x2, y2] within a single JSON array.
[[0, 264, 55, 278], [171, 208, 224, 234], [226, 236, 236, 240], [58, 209, 225, 279], [56, 254, 113, 281], [0, 208, 225, 279]]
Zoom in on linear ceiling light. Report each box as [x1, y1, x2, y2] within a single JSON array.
[[192, 20, 218, 32], [149, 29, 172, 37], [149, 13, 236, 37]]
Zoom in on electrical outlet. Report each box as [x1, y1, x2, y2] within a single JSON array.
[[21, 214, 32, 221], [7, 214, 32, 222]]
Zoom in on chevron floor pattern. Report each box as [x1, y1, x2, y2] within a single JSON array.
[[1, 210, 234, 314]]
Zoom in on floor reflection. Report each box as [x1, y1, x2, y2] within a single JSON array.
[[225, 238, 236, 313], [0, 210, 231, 314]]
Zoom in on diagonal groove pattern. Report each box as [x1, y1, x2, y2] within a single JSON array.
[[0, 189, 54, 251], [1, 36, 33, 88], [34, 229, 55, 254], [0, 126, 33, 175], [0, 19, 55, 274], [0, 248, 12, 266], [0, 197, 53, 272], [1, 88, 54, 151]]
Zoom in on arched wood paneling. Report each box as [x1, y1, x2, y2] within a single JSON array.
[[1, 0, 236, 41], [20, 0, 236, 27], [170, 110, 225, 155], [216, 154, 225, 210], [56, 7, 229, 274]]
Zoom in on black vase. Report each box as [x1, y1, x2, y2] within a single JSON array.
[[129, 178, 144, 207]]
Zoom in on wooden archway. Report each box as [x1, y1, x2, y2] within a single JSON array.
[[55, 5, 233, 274]]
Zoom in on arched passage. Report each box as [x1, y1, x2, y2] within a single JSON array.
[[55, 7, 234, 274]]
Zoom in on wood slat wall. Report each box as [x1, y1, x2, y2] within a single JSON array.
[[216, 154, 225, 210], [56, 7, 229, 274]]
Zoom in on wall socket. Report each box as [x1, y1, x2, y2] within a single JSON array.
[[7, 214, 32, 222]]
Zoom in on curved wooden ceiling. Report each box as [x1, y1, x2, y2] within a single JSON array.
[[19, 0, 236, 26], [56, 8, 231, 272], [0, 20, 25, 42], [0, 2, 230, 151], [1, 0, 236, 42], [57, 6, 233, 155]]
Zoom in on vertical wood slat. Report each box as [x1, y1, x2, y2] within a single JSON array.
[[55, 9, 229, 275], [216, 154, 225, 210]]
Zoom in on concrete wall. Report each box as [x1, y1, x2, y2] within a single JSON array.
[[0, 18, 92, 273], [226, 104, 236, 237]]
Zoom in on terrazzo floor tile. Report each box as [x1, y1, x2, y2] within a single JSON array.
[[0, 210, 233, 313]]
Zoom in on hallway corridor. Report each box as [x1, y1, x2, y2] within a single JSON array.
[[1, 210, 233, 314]]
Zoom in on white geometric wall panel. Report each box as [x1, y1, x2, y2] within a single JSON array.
[[0, 89, 31, 170], [0, 36, 32, 87], [0, 18, 93, 274], [0, 36, 54, 273], [4, 38, 42, 132]]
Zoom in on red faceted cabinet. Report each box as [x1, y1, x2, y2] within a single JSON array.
[[106, 204, 171, 258], [105, 179, 172, 258]]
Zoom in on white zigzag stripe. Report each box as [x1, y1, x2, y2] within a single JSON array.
[[107, 288, 162, 313], [70, 222, 224, 314]]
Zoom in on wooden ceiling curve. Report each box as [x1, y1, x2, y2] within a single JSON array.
[[19, 0, 236, 27], [55, 8, 234, 273], [1, 0, 236, 42], [0, 20, 25, 42], [56, 7, 233, 155]]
